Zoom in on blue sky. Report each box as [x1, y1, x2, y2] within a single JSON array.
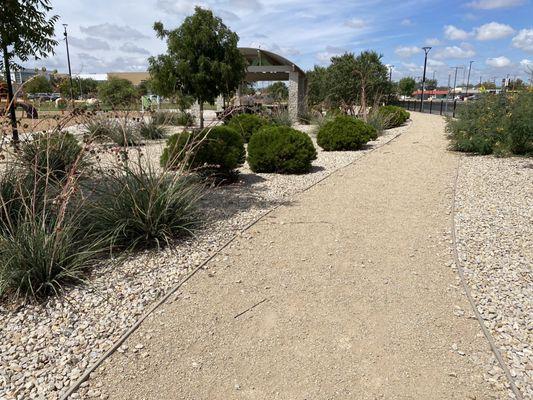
[[28, 0, 533, 85]]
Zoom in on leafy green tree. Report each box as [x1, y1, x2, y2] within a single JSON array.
[[24, 75, 52, 94], [0, 0, 58, 141], [326, 53, 360, 111], [398, 77, 417, 97], [263, 81, 288, 101], [149, 7, 246, 128], [59, 77, 99, 99], [423, 78, 438, 91], [97, 77, 138, 107], [306, 65, 329, 108], [353, 51, 389, 121]]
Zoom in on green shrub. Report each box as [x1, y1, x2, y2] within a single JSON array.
[[152, 111, 195, 126], [161, 126, 245, 178], [0, 214, 102, 299], [83, 118, 141, 146], [138, 120, 167, 140], [247, 126, 317, 174], [226, 114, 267, 142], [446, 93, 533, 156], [378, 105, 410, 128], [20, 132, 86, 180], [88, 160, 202, 251], [269, 109, 292, 127], [317, 115, 377, 151], [367, 109, 395, 135]]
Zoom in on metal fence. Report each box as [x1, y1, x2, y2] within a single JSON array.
[[391, 99, 467, 118]]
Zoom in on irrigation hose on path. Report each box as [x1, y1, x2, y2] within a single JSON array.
[[451, 155, 523, 400]]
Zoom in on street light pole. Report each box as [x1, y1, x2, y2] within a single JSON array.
[[419, 46, 431, 112], [63, 24, 74, 102], [451, 66, 463, 100], [465, 60, 474, 98]]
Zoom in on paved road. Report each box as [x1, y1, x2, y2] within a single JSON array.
[[88, 113, 502, 399]]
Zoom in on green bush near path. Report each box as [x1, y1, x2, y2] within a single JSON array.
[[226, 114, 267, 142], [377, 105, 410, 128], [247, 126, 317, 174], [317, 115, 377, 151], [446, 93, 533, 156], [161, 126, 245, 179]]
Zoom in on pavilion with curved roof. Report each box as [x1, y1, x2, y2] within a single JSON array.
[[238, 47, 307, 122]]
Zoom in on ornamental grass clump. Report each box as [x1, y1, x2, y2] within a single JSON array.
[[317, 115, 377, 151], [152, 110, 195, 126], [226, 113, 267, 142], [19, 131, 88, 181], [161, 126, 245, 180], [138, 120, 167, 140], [377, 105, 410, 128], [88, 156, 203, 251], [247, 126, 317, 174], [446, 92, 532, 156], [84, 118, 141, 146]]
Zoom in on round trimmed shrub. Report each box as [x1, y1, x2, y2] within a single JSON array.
[[247, 126, 317, 174], [20, 132, 86, 180], [226, 113, 267, 142], [161, 126, 245, 177], [317, 116, 377, 151], [378, 105, 410, 128]]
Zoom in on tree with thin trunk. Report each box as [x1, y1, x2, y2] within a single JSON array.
[[352, 51, 388, 121], [0, 0, 58, 143], [149, 7, 245, 129]]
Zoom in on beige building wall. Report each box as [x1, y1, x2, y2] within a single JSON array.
[[107, 72, 150, 86]]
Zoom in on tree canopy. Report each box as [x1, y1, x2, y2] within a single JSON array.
[[263, 82, 288, 101], [97, 77, 138, 107], [59, 77, 99, 99], [398, 77, 417, 97], [149, 7, 246, 128], [24, 75, 52, 94]]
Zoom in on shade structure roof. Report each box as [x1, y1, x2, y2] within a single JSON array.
[[238, 47, 305, 82]]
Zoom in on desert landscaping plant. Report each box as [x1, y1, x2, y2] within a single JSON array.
[[226, 113, 267, 142], [88, 157, 203, 251], [377, 105, 410, 128], [317, 115, 377, 151], [138, 120, 167, 140], [152, 110, 195, 126], [247, 126, 317, 174], [84, 118, 141, 146], [446, 93, 533, 156], [161, 126, 245, 179]]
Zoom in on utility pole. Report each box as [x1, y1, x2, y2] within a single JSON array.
[[63, 24, 74, 103], [465, 60, 474, 98], [451, 66, 463, 100], [419, 46, 431, 112]]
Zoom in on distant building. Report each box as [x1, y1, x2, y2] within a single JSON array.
[[11, 67, 54, 84], [107, 72, 150, 86]]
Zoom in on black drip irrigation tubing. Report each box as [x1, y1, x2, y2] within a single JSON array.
[[60, 127, 406, 399], [451, 156, 523, 400]]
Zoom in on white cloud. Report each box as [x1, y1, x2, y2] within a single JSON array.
[[486, 56, 512, 67], [467, 0, 525, 9], [474, 22, 515, 41], [316, 46, 346, 63], [512, 29, 533, 53], [344, 18, 367, 29], [428, 59, 446, 67], [80, 23, 148, 40], [425, 38, 441, 46], [120, 42, 150, 55], [395, 46, 421, 58], [401, 19, 413, 26], [520, 59, 533, 68], [444, 25, 470, 40], [434, 44, 476, 59], [69, 36, 110, 51]]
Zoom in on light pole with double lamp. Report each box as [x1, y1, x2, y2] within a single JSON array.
[[419, 46, 431, 112]]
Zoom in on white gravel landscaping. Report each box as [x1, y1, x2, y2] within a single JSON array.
[[0, 122, 407, 400], [455, 155, 533, 399]]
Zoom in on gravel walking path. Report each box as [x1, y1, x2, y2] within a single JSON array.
[[0, 121, 405, 399], [83, 113, 509, 399]]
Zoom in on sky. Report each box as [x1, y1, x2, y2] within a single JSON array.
[[25, 0, 533, 86]]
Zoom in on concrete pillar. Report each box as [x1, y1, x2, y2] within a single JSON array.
[[288, 71, 307, 123], [190, 100, 201, 119], [215, 95, 224, 111]]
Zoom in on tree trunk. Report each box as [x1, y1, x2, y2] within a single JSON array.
[[2, 45, 19, 143], [199, 101, 204, 129], [360, 84, 367, 122]]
